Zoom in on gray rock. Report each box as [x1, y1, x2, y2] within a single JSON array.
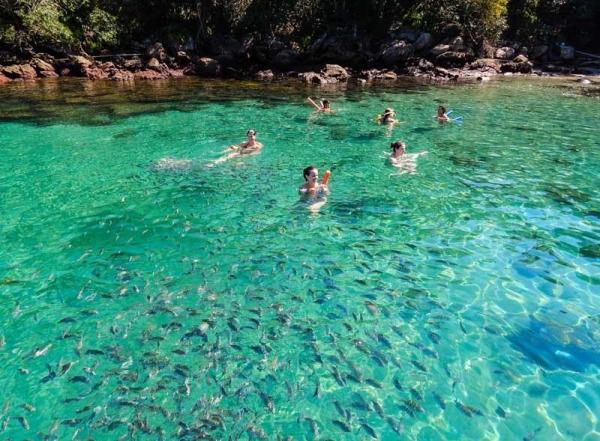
[[470, 58, 502, 72], [380, 41, 414, 66], [560, 45, 575, 60], [147, 57, 160, 69], [321, 64, 349, 80], [146, 42, 167, 62], [299, 71, 330, 85], [495, 47, 515, 60], [529, 45, 548, 60], [273, 49, 299, 68], [436, 51, 468, 67], [254, 69, 274, 81], [413, 32, 433, 51], [430, 44, 450, 57], [396, 29, 419, 43], [31, 58, 54, 73], [195, 57, 221, 76]]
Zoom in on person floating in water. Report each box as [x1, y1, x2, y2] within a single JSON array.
[[389, 141, 427, 174], [379, 108, 398, 125], [435, 105, 450, 123], [307, 97, 332, 113], [299, 166, 330, 211], [207, 129, 263, 167]]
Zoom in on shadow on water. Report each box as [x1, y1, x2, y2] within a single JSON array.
[[507, 317, 600, 372]]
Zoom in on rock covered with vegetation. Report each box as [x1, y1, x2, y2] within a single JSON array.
[[0, 0, 599, 83]]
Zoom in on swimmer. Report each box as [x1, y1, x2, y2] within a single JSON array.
[[207, 129, 263, 167], [389, 141, 427, 174], [299, 166, 330, 197], [435, 105, 450, 123], [228, 129, 263, 154], [307, 97, 332, 113], [379, 108, 397, 125]]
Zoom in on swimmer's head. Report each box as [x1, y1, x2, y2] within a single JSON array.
[[322, 100, 330, 108], [437, 105, 447, 115], [391, 141, 406, 153], [303, 166, 318, 183], [384, 108, 394, 115], [247, 129, 257, 138]]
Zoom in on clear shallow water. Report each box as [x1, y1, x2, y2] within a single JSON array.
[[0, 78, 599, 441]]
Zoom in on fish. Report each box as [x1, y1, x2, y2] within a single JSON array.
[[402, 399, 424, 413], [331, 366, 346, 386], [365, 301, 378, 316], [411, 360, 427, 372], [257, 389, 275, 413], [410, 388, 423, 401], [365, 378, 382, 389], [313, 378, 321, 398], [17, 415, 30, 430], [333, 400, 350, 421], [454, 400, 483, 417], [1, 416, 9, 432], [34, 343, 52, 357], [387, 417, 404, 434], [332, 419, 352, 432], [391, 325, 404, 337], [376, 333, 392, 349], [433, 392, 446, 410], [59, 361, 76, 376], [428, 331, 441, 344], [523, 427, 542, 441], [0, 335, 5, 348], [21, 403, 35, 412], [41, 363, 57, 383], [393, 377, 403, 391], [69, 375, 90, 384], [360, 420, 378, 439], [372, 400, 385, 418], [496, 405, 506, 418]]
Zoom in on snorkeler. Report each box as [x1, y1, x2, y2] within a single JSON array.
[[379, 108, 397, 125], [435, 105, 450, 123], [207, 129, 263, 167], [299, 166, 330, 197], [307, 97, 332, 113], [389, 141, 427, 174]]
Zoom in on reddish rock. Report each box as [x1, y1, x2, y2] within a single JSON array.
[[60, 68, 71, 76], [39, 70, 59, 78], [299, 71, 330, 85], [1, 64, 38, 80], [147, 57, 160, 69], [69, 55, 93, 75], [31, 58, 55, 73], [110, 70, 134, 81], [470, 58, 502, 72], [168, 69, 185, 78], [123, 58, 142, 71], [134, 69, 167, 80], [83, 67, 108, 80], [0, 73, 10, 84]]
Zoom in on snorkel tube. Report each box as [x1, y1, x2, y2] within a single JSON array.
[[321, 170, 331, 185]]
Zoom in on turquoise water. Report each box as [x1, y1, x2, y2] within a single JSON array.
[[0, 78, 599, 440]]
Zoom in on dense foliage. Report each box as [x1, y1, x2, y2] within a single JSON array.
[[0, 0, 598, 54]]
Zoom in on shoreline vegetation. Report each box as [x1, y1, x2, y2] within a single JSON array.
[[1, 1, 599, 86]]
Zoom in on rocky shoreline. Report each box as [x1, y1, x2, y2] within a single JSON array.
[[2, 30, 599, 86]]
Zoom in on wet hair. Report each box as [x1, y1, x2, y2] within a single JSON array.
[[322, 99, 330, 107], [438, 105, 447, 114], [303, 166, 317, 181], [247, 129, 257, 136], [391, 141, 406, 151]]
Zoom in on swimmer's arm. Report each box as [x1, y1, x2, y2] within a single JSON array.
[[318, 185, 330, 196], [307, 97, 322, 111], [415, 151, 428, 158]]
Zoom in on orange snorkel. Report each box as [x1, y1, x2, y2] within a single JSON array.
[[321, 170, 331, 185]]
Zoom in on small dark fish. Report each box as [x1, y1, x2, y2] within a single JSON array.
[[69, 375, 90, 384], [455, 400, 483, 417], [410, 388, 423, 401], [17, 416, 30, 430], [360, 420, 378, 439], [333, 400, 350, 421], [433, 392, 446, 410], [376, 333, 392, 349], [33, 343, 52, 357], [372, 400, 385, 418], [366, 378, 382, 389], [331, 366, 346, 386], [364, 301, 378, 316], [21, 403, 35, 412], [332, 419, 352, 433], [313, 378, 321, 398], [41, 363, 56, 383], [86, 348, 105, 355], [391, 325, 404, 337], [58, 317, 76, 324], [59, 361, 75, 376], [496, 405, 506, 418], [393, 377, 403, 391], [411, 360, 427, 372], [257, 389, 275, 413], [402, 399, 424, 413], [428, 331, 441, 344], [386, 417, 403, 434], [459, 321, 467, 334]]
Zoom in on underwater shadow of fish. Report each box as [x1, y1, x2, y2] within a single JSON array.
[[507, 317, 600, 372]]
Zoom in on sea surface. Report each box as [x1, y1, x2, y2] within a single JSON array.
[[0, 77, 599, 440]]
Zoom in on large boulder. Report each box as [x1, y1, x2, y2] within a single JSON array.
[[501, 55, 533, 73], [308, 34, 365, 64], [194, 57, 221, 76], [146, 42, 167, 62], [123, 57, 143, 71], [31, 58, 54, 73], [439, 23, 462, 39], [273, 49, 300, 68], [395, 29, 419, 43], [429, 44, 450, 57], [470, 58, 502, 72], [146, 57, 161, 69], [83, 67, 108, 80], [134, 69, 167, 80], [321, 64, 349, 80], [299, 71, 331, 85], [1, 64, 37, 80], [529, 45, 548, 60], [413, 32, 433, 51], [110, 70, 134, 81], [380, 41, 414, 66], [208, 35, 246, 65], [69, 55, 93, 76], [436, 51, 468, 67], [495, 47, 515, 60]]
